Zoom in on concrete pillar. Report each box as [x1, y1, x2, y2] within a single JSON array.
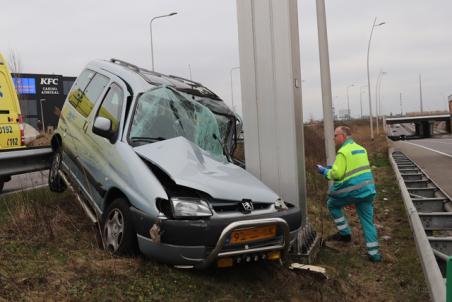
[[415, 122, 421, 137], [419, 121, 432, 138], [236, 0, 307, 225], [428, 121, 434, 137]]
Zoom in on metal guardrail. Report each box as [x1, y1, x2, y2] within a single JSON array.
[[0, 147, 53, 178], [390, 149, 451, 302]]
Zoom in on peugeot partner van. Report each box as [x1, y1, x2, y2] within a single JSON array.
[[49, 58, 302, 268]]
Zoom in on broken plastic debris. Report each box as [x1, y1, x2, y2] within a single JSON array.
[[289, 263, 327, 279], [149, 222, 161, 243]]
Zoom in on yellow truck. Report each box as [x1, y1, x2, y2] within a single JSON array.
[[0, 52, 26, 192], [0, 52, 24, 150]]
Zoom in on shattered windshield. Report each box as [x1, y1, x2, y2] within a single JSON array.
[[214, 113, 232, 143], [129, 86, 224, 160], [178, 92, 235, 145]]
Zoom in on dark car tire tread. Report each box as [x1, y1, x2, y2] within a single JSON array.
[[102, 198, 138, 256], [48, 148, 67, 193]]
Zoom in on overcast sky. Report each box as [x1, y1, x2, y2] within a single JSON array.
[[1, 0, 451, 120]]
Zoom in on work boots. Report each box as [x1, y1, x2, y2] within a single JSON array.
[[325, 232, 351, 242]]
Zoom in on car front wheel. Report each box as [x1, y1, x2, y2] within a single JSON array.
[[102, 198, 137, 255]]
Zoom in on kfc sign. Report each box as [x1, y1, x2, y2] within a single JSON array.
[[41, 78, 59, 86], [40, 77, 60, 95]]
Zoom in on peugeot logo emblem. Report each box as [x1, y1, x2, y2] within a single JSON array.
[[240, 200, 254, 214]]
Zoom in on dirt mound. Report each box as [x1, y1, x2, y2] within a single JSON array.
[[26, 134, 51, 147]]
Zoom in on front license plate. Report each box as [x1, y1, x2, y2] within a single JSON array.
[[230, 225, 277, 244]]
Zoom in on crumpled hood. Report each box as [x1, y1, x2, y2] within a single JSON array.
[[134, 137, 279, 203]]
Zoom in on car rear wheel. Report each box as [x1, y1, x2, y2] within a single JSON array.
[[102, 198, 137, 255], [48, 148, 67, 192], [0, 180, 4, 194]]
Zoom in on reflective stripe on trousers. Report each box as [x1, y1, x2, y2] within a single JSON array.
[[327, 196, 379, 254]]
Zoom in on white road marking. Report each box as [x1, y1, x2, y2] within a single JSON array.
[[421, 139, 452, 145], [404, 141, 452, 159], [1, 184, 49, 197]]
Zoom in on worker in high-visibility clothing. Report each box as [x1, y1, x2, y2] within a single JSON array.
[[316, 126, 381, 262]]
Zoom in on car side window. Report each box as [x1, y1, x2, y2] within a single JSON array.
[[68, 69, 95, 113], [96, 83, 124, 134], [81, 73, 110, 117], [68, 71, 109, 118]]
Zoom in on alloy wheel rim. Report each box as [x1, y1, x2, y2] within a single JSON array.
[[104, 209, 124, 252], [50, 153, 61, 182]]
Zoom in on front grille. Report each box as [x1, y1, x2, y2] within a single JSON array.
[[210, 200, 271, 213]]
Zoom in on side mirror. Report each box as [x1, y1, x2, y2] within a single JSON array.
[[93, 116, 113, 140]]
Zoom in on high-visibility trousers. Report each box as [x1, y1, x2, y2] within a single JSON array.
[[327, 194, 380, 257]]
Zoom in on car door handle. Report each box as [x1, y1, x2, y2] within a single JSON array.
[[83, 121, 89, 133]]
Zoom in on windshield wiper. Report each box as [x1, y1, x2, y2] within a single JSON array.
[[130, 136, 167, 144]]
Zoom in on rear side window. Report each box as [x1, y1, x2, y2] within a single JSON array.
[[96, 83, 124, 134], [68, 70, 109, 118], [68, 69, 94, 112]]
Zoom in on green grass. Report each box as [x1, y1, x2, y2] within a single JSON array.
[[0, 125, 430, 301]]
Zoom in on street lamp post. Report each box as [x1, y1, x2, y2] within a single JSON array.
[[346, 84, 355, 120], [375, 71, 386, 134], [378, 72, 386, 118], [39, 98, 46, 133], [360, 85, 367, 119], [230, 66, 240, 112], [366, 17, 385, 140], [400, 92, 403, 116], [150, 12, 178, 71], [188, 64, 193, 80], [419, 74, 424, 113], [315, 0, 336, 166]]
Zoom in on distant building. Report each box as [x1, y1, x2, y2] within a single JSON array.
[[12, 73, 76, 129], [338, 109, 350, 120]]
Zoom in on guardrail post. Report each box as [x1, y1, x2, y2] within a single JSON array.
[[448, 256, 452, 302]]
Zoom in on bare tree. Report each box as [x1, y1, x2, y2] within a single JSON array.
[[8, 50, 21, 74], [7, 51, 27, 124]]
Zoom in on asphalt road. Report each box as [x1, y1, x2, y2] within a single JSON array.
[[393, 137, 452, 197], [2, 171, 48, 195]]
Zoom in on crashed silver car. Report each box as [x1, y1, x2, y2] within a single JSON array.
[[49, 58, 301, 268]]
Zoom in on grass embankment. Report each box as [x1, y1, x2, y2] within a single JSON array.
[[0, 120, 429, 301]]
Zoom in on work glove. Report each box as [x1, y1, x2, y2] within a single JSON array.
[[316, 164, 327, 176]]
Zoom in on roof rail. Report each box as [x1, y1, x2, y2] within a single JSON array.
[[110, 58, 140, 72], [168, 74, 202, 86]]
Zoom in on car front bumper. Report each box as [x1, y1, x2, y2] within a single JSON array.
[[131, 206, 302, 268]]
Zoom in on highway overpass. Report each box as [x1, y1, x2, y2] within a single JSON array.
[[386, 114, 451, 139]]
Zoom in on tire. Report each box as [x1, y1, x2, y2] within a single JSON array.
[[102, 198, 137, 255], [48, 148, 67, 192], [0, 180, 4, 194]]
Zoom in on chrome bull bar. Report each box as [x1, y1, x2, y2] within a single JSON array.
[[195, 217, 290, 269]]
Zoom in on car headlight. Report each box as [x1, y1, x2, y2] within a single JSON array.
[[171, 197, 212, 218], [274, 198, 288, 211]]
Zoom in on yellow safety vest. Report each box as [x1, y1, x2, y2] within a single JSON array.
[[327, 138, 375, 198]]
